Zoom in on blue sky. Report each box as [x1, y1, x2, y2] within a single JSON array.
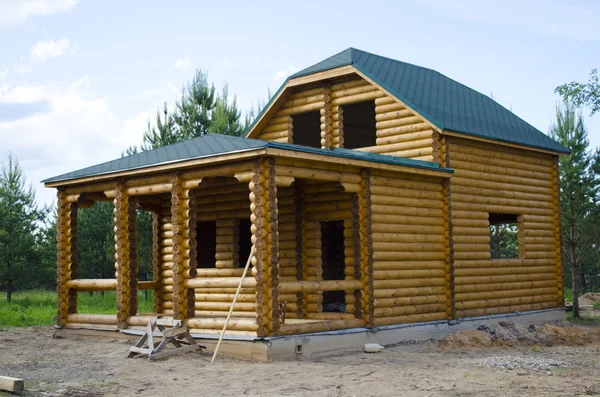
[[1, 0, 599, 206]]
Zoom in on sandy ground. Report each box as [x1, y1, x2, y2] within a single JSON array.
[[1, 324, 600, 396]]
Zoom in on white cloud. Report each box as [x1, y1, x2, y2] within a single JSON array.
[[0, 0, 78, 26], [272, 66, 297, 81], [172, 55, 192, 71], [0, 79, 150, 206], [0, 65, 8, 79], [30, 37, 74, 63]]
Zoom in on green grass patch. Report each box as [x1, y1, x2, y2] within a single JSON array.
[[566, 311, 600, 326], [0, 289, 153, 327]]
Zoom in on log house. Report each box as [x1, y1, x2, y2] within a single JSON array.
[[44, 48, 568, 352]]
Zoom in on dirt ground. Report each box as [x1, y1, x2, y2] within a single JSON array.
[[1, 322, 600, 397]]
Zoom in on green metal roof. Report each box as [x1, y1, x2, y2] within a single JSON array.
[[287, 48, 568, 154], [43, 133, 452, 184]]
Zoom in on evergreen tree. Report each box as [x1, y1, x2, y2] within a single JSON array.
[[550, 101, 600, 317], [0, 153, 47, 302], [210, 84, 244, 136], [142, 102, 178, 149], [77, 202, 115, 282], [174, 70, 216, 139]]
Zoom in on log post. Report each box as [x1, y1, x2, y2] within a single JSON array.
[[128, 196, 138, 316], [332, 105, 344, 148], [171, 173, 198, 320], [152, 212, 162, 312], [114, 182, 134, 328], [358, 169, 374, 327], [320, 84, 332, 150], [249, 158, 280, 336], [56, 190, 78, 327], [349, 194, 363, 319], [442, 136, 455, 320], [294, 180, 305, 318]]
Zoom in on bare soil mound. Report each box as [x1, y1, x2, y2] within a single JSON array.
[[440, 320, 600, 349], [579, 292, 600, 306]]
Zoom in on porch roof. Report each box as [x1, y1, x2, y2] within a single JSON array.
[[42, 133, 453, 186]]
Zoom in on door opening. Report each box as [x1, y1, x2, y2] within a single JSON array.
[[321, 220, 346, 312]]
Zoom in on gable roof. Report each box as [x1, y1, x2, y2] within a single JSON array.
[[265, 48, 569, 154], [42, 133, 452, 185]]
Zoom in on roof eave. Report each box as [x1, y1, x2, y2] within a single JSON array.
[[441, 129, 570, 156], [43, 148, 269, 188]]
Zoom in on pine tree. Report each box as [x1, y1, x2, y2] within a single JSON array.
[[174, 70, 216, 138], [142, 102, 178, 150], [0, 153, 46, 302], [210, 84, 244, 136], [550, 101, 599, 317]]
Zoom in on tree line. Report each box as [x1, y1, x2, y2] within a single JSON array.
[[0, 68, 598, 320]]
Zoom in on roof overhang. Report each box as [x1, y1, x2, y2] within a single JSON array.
[[44, 145, 452, 189]]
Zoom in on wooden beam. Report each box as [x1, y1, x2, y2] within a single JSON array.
[[0, 376, 24, 394]]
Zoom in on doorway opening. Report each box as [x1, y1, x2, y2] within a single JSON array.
[[321, 220, 346, 311]]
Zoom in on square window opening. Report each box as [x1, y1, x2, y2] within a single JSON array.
[[292, 111, 321, 148], [489, 213, 519, 259], [342, 100, 377, 149]]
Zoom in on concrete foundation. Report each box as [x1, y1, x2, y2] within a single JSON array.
[[55, 308, 565, 361]]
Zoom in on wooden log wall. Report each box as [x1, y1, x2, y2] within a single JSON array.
[[215, 219, 239, 268], [158, 177, 259, 325], [56, 191, 78, 327], [369, 170, 449, 326], [448, 137, 562, 317], [255, 77, 439, 161]]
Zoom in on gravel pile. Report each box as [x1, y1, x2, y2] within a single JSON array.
[[479, 355, 568, 373]]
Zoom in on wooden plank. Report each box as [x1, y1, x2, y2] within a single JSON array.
[[0, 376, 24, 393], [149, 344, 201, 360]]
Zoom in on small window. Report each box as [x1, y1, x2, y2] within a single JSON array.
[[342, 100, 376, 149], [292, 111, 321, 148], [237, 218, 252, 268], [489, 213, 519, 259], [196, 221, 217, 268]]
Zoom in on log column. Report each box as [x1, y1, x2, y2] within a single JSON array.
[[56, 191, 78, 327], [171, 173, 198, 320], [358, 169, 374, 326], [249, 158, 280, 336], [320, 84, 332, 149], [294, 180, 305, 318], [152, 212, 162, 312], [114, 183, 137, 328], [346, 193, 362, 319]]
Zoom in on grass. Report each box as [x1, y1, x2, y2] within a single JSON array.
[[566, 312, 600, 326], [0, 289, 153, 328]]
